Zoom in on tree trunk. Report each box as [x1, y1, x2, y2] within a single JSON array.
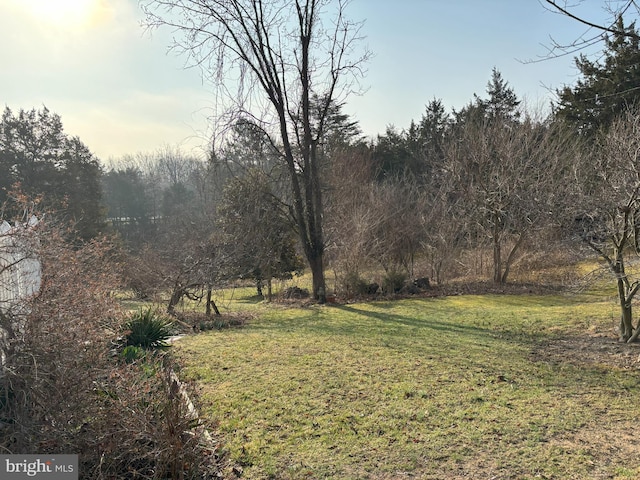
[[167, 285, 185, 315], [309, 253, 326, 303], [500, 233, 526, 284], [492, 213, 502, 283], [493, 238, 502, 284], [628, 320, 640, 342], [617, 276, 634, 341], [205, 285, 220, 317]]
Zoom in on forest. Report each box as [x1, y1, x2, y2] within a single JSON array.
[[3, 0, 640, 478]]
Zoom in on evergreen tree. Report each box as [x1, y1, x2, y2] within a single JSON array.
[[0, 107, 105, 239], [102, 167, 154, 247], [372, 99, 451, 182], [555, 18, 640, 137], [103, 168, 151, 223], [452, 67, 521, 127], [417, 98, 451, 178], [478, 67, 521, 122], [311, 95, 363, 156], [372, 126, 418, 180], [217, 169, 304, 299]]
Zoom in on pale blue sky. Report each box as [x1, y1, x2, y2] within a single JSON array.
[[0, 0, 612, 161]]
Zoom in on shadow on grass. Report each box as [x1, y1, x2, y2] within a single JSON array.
[[296, 303, 541, 356], [236, 294, 266, 304], [330, 303, 492, 337], [328, 304, 631, 392], [315, 301, 561, 358]]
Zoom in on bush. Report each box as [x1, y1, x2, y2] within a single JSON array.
[[120, 345, 146, 363], [340, 272, 380, 297], [281, 286, 310, 299], [341, 271, 370, 297], [84, 360, 224, 479], [382, 270, 408, 294], [0, 203, 223, 478], [125, 308, 174, 349], [122, 249, 165, 299]]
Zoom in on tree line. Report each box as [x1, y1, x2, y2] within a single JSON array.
[[4, 2, 640, 341]]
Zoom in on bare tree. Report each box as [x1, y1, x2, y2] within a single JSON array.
[[368, 178, 424, 281], [326, 148, 426, 294], [571, 107, 640, 342], [541, 0, 640, 57], [325, 148, 376, 286], [141, 0, 369, 302], [445, 114, 571, 284], [128, 221, 222, 316], [217, 168, 304, 301], [420, 181, 467, 286]]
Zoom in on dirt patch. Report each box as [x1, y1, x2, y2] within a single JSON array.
[[530, 328, 640, 370], [547, 427, 640, 479]]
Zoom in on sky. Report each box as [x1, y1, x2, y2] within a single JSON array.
[[0, 0, 615, 163]]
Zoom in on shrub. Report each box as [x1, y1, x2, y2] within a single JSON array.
[[281, 286, 310, 299], [83, 360, 224, 479], [125, 308, 174, 349], [382, 270, 408, 294], [0, 202, 223, 478], [341, 271, 370, 297], [413, 277, 431, 290], [122, 249, 165, 299]]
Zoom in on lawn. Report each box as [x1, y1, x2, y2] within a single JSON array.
[[172, 292, 640, 479]]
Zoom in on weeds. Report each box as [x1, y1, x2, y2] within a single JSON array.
[[0, 221, 223, 479]]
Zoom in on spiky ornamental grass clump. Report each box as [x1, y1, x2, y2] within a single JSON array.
[[124, 308, 174, 349]]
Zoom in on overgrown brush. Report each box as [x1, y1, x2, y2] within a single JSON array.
[[82, 358, 222, 479], [0, 218, 223, 478]]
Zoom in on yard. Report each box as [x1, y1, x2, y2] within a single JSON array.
[[172, 291, 640, 479]]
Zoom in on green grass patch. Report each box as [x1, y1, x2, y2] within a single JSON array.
[[173, 293, 635, 479]]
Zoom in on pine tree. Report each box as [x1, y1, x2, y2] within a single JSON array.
[[475, 67, 520, 122], [555, 18, 640, 137], [0, 107, 105, 239]]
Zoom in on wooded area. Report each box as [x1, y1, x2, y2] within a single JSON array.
[[3, 1, 640, 340]]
